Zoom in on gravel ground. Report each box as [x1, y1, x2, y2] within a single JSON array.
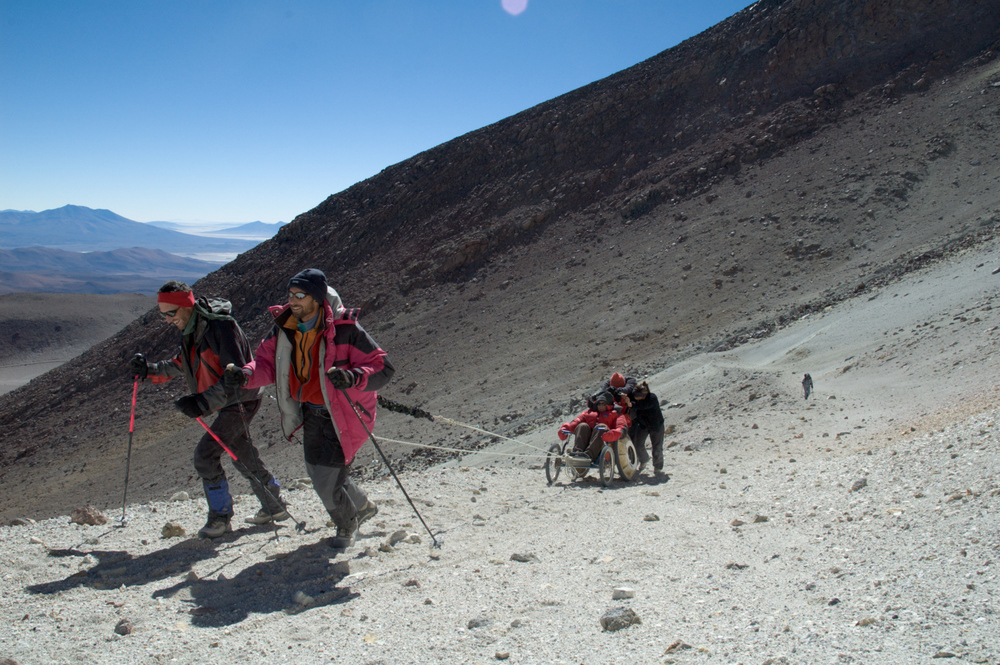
[[3, 243, 1000, 665], [1, 405, 997, 665]]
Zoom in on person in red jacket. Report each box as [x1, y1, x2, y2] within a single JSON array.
[[129, 281, 285, 539], [557, 391, 630, 462]]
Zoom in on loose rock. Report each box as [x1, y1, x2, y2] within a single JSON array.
[[387, 530, 409, 546], [600, 607, 642, 632], [114, 618, 134, 635], [71, 505, 107, 526], [161, 521, 185, 538], [467, 616, 492, 629]]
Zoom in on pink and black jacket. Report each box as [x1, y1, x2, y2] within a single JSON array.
[[242, 286, 394, 463]]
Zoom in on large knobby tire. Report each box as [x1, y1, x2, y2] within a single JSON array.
[[616, 436, 639, 481], [598, 445, 616, 487], [545, 443, 563, 485]]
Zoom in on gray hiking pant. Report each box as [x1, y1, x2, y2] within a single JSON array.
[[302, 405, 368, 528]]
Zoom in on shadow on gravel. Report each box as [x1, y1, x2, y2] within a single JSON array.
[[26, 538, 224, 595], [550, 470, 671, 490], [152, 538, 358, 627]]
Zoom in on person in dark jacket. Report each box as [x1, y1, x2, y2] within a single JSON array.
[[592, 371, 638, 411], [225, 268, 395, 549], [130, 281, 285, 539], [629, 381, 666, 474]]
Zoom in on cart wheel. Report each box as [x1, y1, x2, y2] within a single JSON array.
[[599, 445, 615, 487], [616, 437, 639, 481], [545, 443, 563, 485]]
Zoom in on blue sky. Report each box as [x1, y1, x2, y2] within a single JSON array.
[[1, 1, 754, 227]]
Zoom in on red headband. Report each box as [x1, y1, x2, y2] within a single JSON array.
[[157, 291, 196, 308]]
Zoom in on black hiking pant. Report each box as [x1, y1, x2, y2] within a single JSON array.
[[631, 422, 665, 470], [193, 399, 282, 512]]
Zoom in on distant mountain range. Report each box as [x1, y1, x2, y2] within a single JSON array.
[[0, 246, 223, 295], [148, 220, 286, 238], [0, 205, 276, 294], [0, 205, 263, 254]]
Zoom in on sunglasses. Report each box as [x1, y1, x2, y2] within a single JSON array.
[[287, 291, 309, 300], [160, 308, 180, 319]]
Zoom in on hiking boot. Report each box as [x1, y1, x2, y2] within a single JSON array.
[[330, 517, 358, 549], [637, 461, 647, 474], [245, 506, 290, 525], [356, 500, 378, 527], [198, 513, 232, 539]]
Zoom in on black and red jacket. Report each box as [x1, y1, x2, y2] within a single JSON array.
[[149, 297, 259, 413]]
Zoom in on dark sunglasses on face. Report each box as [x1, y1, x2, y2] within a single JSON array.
[[287, 292, 309, 300], [160, 308, 180, 319]]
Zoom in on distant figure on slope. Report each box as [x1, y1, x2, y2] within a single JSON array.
[[558, 391, 630, 463], [129, 281, 285, 539], [224, 269, 395, 550], [629, 381, 666, 475], [802, 373, 813, 400]]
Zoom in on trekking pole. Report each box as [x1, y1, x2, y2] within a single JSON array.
[[233, 395, 297, 540], [119, 376, 140, 527], [195, 417, 307, 533], [337, 388, 441, 548]]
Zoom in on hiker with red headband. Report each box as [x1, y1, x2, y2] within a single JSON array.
[[129, 280, 286, 539]]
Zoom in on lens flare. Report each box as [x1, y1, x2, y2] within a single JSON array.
[[502, 0, 527, 16]]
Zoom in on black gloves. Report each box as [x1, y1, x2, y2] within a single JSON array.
[[130, 353, 148, 381], [175, 394, 207, 419], [223, 364, 250, 388], [327, 368, 357, 389]]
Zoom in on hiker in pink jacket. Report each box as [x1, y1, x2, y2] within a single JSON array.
[[225, 269, 394, 548]]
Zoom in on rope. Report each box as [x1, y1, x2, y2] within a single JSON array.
[[268, 389, 556, 456], [379, 394, 554, 454], [372, 435, 549, 459]]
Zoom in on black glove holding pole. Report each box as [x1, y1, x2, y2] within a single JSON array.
[[223, 363, 250, 388], [129, 353, 148, 381], [327, 367, 357, 389]]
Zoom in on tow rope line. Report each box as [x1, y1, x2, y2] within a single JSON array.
[[264, 391, 556, 456], [377, 395, 554, 454], [372, 435, 549, 459]]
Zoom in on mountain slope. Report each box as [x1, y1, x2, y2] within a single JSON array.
[[2, 0, 1000, 522]]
